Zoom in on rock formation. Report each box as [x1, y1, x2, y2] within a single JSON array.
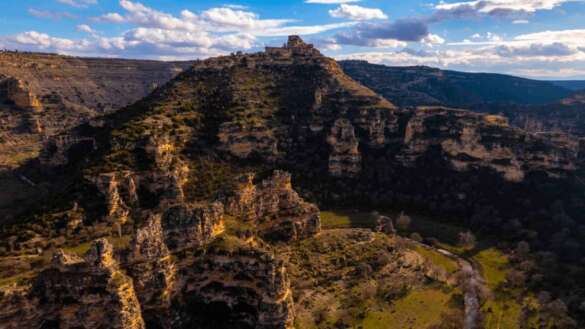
[[0, 76, 42, 111], [129, 214, 176, 319], [170, 240, 295, 329], [161, 202, 225, 251], [0, 239, 146, 329], [218, 122, 279, 162], [91, 171, 138, 224], [327, 118, 362, 177], [226, 171, 321, 241], [399, 107, 579, 182]]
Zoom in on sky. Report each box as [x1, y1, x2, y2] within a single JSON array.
[[1, 0, 585, 79]]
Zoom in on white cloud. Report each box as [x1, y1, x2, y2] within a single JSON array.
[[329, 4, 387, 20], [57, 0, 97, 8], [77, 24, 96, 34], [13, 31, 78, 50], [422, 33, 445, 46], [200, 7, 295, 31], [306, 0, 361, 3], [98, 12, 125, 23], [95, 1, 349, 36], [6, 0, 354, 60], [513, 19, 530, 24], [28, 8, 76, 20], [434, 0, 578, 16]]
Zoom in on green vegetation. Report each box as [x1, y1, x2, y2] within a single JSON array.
[[207, 234, 255, 255], [63, 235, 133, 256], [320, 210, 377, 229], [414, 245, 459, 274], [473, 248, 522, 329], [358, 287, 457, 329], [0, 270, 38, 287], [184, 157, 241, 201]]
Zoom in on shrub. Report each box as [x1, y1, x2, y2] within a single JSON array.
[[396, 211, 411, 230]]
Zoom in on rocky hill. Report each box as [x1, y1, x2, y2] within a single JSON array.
[[339, 60, 573, 107], [1, 36, 584, 328], [340, 60, 585, 138], [0, 51, 192, 169]]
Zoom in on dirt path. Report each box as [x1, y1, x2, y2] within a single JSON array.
[[413, 243, 484, 329], [435, 247, 483, 329]]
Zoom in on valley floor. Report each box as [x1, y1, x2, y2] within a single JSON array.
[[319, 210, 546, 329]]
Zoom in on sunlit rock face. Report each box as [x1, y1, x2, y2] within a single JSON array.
[[399, 107, 579, 182], [161, 202, 226, 251], [226, 170, 321, 242], [0, 239, 146, 329]]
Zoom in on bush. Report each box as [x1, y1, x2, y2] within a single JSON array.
[[410, 232, 423, 242], [458, 231, 476, 249], [396, 211, 411, 230]]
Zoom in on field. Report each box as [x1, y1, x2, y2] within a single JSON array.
[[358, 287, 459, 329], [319, 209, 539, 329]]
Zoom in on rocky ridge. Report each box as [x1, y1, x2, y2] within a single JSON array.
[[0, 52, 192, 169], [1, 36, 585, 328]]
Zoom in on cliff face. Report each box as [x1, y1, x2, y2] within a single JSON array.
[[37, 35, 583, 223], [399, 107, 579, 182], [0, 239, 146, 329], [338, 61, 585, 138], [0, 52, 192, 169], [2, 36, 585, 328], [225, 171, 321, 241]]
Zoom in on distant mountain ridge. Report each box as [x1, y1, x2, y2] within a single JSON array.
[[339, 60, 574, 107], [551, 80, 585, 91]]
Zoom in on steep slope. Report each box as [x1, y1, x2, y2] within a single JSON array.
[[340, 60, 585, 138], [0, 51, 193, 169], [1, 36, 585, 328], [340, 60, 573, 107], [34, 36, 583, 226]]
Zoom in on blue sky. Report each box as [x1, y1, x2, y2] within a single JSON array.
[[1, 0, 585, 79]]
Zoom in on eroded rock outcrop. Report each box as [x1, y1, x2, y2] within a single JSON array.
[[129, 214, 176, 313], [39, 134, 97, 168], [327, 118, 362, 177], [400, 107, 579, 182], [91, 171, 138, 224], [161, 202, 225, 252], [0, 239, 146, 329], [218, 123, 279, 162], [0, 76, 42, 111], [171, 239, 294, 329], [226, 171, 321, 241]]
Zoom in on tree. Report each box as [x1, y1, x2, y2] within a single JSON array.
[[458, 231, 476, 249], [396, 211, 411, 231], [410, 232, 423, 242], [516, 241, 530, 257]]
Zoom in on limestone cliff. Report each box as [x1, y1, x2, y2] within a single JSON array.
[[225, 171, 321, 241], [162, 202, 225, 251], [0, 52, 192, 169], [399, 107, 579, 182], [0, 239, 146, 329]]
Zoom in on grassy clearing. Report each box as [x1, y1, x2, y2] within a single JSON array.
[[473, 248, 522, 329], [358, 287, 456, 329], [414, 245, 459, 274], [320, 210, 376, 229], [63, 235, 133, 256], [0, 270, 38, 287], [320, 210, 465, 246], [473, 248, 508, 290]]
